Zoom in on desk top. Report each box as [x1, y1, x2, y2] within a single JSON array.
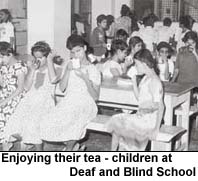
[[101, 78, 195, 96], [163, 82, 195, 96]]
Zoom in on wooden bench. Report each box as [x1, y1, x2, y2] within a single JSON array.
[[87, 114, 187, 151]]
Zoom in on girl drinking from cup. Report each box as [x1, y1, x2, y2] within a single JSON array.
[[40, 35, 101, 151], [4, 41, 58, 151], [106, 49, 164, 151]]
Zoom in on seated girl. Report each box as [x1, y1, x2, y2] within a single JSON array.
[[125, 36, 144, 78], [106, 49, 164, 151], [4, 41, 59, 151], [0, 42, 27, 147], [40, 34, 101, 151], [102, 39, 128, 79], [156, 41, 174, 81]]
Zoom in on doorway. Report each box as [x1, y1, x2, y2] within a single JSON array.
[[134, 0, 154, 20], [71, 0, 92, 43]]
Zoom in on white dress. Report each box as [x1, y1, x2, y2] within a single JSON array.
[[106, 76, 163, 148], [40, 63, 101, 142], [5, 68, 54, 144]]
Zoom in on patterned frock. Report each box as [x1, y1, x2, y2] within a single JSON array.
[[0, 61, 27, 143], [40, 63, 101, 142], [106, 76, 163, 150], [4, 68, 54, 144]]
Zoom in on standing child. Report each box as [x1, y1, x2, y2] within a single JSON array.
[[102, 39, 128, 79], [106, 49, 164, 151], [90, 14, 107, 62], [0, 42, 27, 145], [0, 9, 15, 49], [4, 41, 58, 151], [40, 35, 101, 151]]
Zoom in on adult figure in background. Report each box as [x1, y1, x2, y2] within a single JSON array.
[[115, 4, 131, 35], [172, 31, 198, 85], [0, 9, 15, 49]]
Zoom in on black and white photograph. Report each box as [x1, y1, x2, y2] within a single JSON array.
[[0, 0, 198, 152]]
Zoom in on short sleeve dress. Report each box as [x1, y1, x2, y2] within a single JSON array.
[[40, 63, 101, 142], [106, 76, 163, 149], [4, 67, 54, 144], [0, 61, 27, 143]]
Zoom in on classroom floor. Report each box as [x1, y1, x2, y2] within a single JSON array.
[[1, 109, 198, 152]]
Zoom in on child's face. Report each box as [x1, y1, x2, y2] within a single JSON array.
[[0, 11, 8, 23], [0, 54, 11, 65], [133, 43, 142, 54], [71, 45, 86, 61], [99, 19, 107, 29], [159, 47, 169, 59], [33, 51, 47, 68], [185, 39, 196, 52], [117, 49, 127, 62], [134, 59, 146, 75]]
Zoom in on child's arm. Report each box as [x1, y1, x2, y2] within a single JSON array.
[[59, 61, 72, 93], [0, 72, 25, 106], [164, 61, 170, 81], [47, 53, 61, 84], [131, 75, 139, 100], [75, 70, 100, 101], [110, 68, 121, 77]]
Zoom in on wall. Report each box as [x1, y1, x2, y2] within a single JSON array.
[[54, 0, 71, 59], [27, 0, 71, 59], [27, 0, 54, 52], [91, 0, 112, 29]]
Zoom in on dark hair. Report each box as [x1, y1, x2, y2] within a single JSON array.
[[115, 29, 129, 41], [179, 16, 191, 30], [182, 31, 198, 48], [120, 4, 130, 17], [110, 39, 128, 56], [66, 34, 86, 50], [163, 17, 172, 27], [134, 49, 159, 75], [31, 41, 51, 57], [0, 9, 12, 22], [0, 41, 13, 56], [157, 41, 172, 52], [128, 36, 144, 53], [96, 14, 106, 24], [143, 16, 154, 27], [106, 15, 114, 26]]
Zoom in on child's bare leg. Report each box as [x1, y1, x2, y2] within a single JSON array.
[[63, 140, 77, 151], [2, 142, 13, 151], [111, 133, 119, 151], [34, 144, 43, 151]]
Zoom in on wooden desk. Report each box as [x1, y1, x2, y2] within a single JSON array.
[[98, 79, 195, 151]]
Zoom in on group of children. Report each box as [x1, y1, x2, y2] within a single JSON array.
[[1, 5, 198, 151]]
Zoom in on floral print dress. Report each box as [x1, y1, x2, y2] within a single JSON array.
[[0, 61, 27, 143]]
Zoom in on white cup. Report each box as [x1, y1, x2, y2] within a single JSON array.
[[72, 58, 80, 69]]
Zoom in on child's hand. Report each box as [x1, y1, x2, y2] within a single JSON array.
[[47, 50, 57, 62], [66, 61, 73, 71], [27, 58, 40, 70], [75, 69, 89, 82]]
